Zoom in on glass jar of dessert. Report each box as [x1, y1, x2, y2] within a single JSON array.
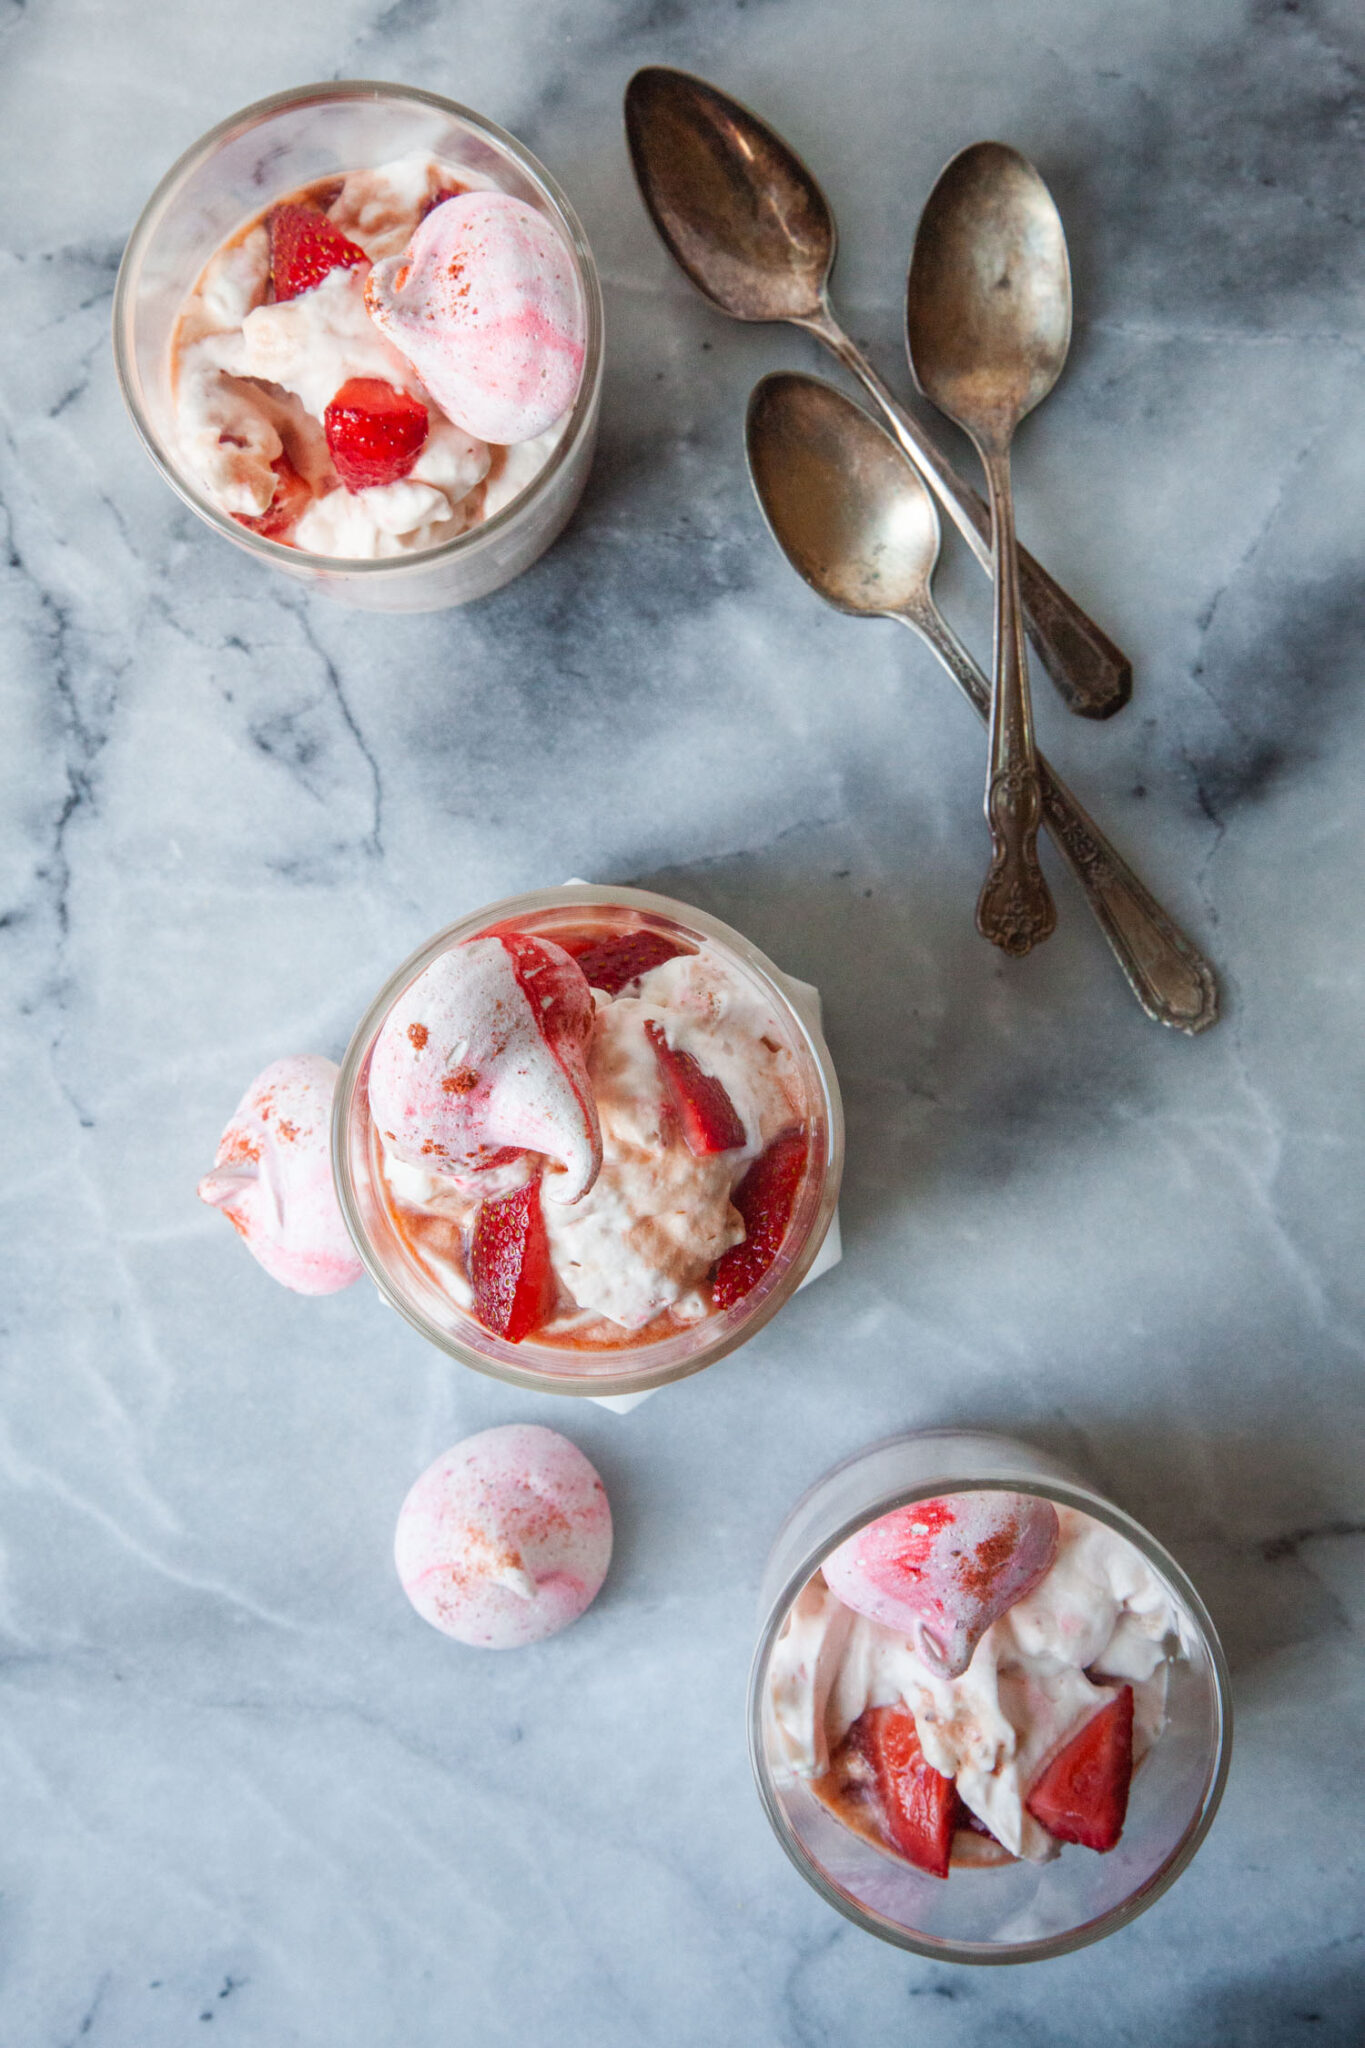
[[113, 81, 603, 612], [333, 884, 844, 1395], [750, 1429, 1232, 1960]]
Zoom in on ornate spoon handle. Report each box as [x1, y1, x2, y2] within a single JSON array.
[[900, 608, 1219, 1032], [804, 307, 1132, 721], [975, 441, 1055, 955], [1036, 762, 1219, 1032]]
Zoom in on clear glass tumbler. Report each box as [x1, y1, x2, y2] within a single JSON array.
[[333, 884, 845, 1396], [113, 81, 604, 613], [749, 1429, 1232, 1962]]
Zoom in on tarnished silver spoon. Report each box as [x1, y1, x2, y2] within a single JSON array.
[[907, 142, 1069, 956], [623, 64, 1130, 722], [745, 371, 1218, 1032]]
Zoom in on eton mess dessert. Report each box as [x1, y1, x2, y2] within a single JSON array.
[[195, 907, 826, 1352], [766, 1491, 1196, 1877], [171, 152, 585, 556], [363, 908, 819, 1351], [394, 1424, 612, 1648]]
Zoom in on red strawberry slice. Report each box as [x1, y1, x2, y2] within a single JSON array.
[[562, 931, 689, 996], [644, 1019, 746, 1156], [324, 378, 430, 493], [848, 1706, 959, 1879], [234, 453, 312, 542], [1026, 1685, 1134, 1852], [268, 203, 368, 302], [712, 1127, 808, 1308], [468, 1178, 555, 1343]]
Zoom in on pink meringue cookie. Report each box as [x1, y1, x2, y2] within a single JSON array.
[[823, 1492, 1060, 1680], [197, 1055, 362, 1296], [367, 933, 602, 1204], [395, 1424, 612, 1647], [365, 191, 585, 444]]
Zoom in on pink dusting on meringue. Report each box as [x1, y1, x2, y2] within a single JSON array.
[[823, 1492, 1060, 1679], [365, 190, 585, 444], [394, 1423, 612, 1647], [197, 1054, 362, 1296], [367, 934, 601, 1203]]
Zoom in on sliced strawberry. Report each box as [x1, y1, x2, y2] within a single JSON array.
[[324, 378, 429, 493], [847, 1706, 958, 1879], [234, 453, 312, 542], [712, 1127, 808, 1308], [561, 930, 690, 997], [644, 1019, 745, 1156], [468, 1178, 555, 1343], [268, 203, 368, 302], [1026, 1684, 1134, 1853]]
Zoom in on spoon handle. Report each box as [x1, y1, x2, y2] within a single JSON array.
[[975, 445, 1056, 955], [803, 310, 1131, 720], [898, 608, 1219, 1032]]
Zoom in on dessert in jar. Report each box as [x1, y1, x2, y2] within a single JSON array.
[[333, 886, 844, 1393], [113, 85, 604, 611], [171, 154, 585, 558], [750, 1432, 1231, 1959], [767, 1492, 1195, 1877]]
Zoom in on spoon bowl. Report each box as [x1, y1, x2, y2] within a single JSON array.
[[624, 66, 831, 322], [626, 68, 1129, 718], [906, 142, 1072, 440], [746, 371, 1218, 1031], [746, 372, 939, 617], [906, 142, 1070, 954]]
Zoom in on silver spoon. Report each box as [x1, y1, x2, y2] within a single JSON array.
[[907, 143, 1069, 957], [623, 64, 1130, 722], [745, 371, 1218, 1032]]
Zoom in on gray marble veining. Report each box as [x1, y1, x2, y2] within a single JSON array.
[[1, 0, 1363, 2041]]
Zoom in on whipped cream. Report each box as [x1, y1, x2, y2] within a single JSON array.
[[170, 154, 578, 557], [291, 416, 489, 556], [328, 152, 458, 259], [767, 1505, 1195, 1864], [542, 951, 802, 1329], [379, 937, 808, 1342], [241, 263, 414, 418], [173, 226, 286, 516], [483, 425, 567, 521]]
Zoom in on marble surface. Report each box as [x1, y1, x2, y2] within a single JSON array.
[[2, 0, 1364, 2039]]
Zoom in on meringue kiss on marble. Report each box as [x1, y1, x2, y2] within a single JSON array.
[[394, 1424, 612, 1647], [197, 1055, 362, 1296]]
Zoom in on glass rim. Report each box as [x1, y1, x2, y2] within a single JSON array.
[[747, 1430, 1234, 1964], [111, 78, 605, 576], [331, 883, 845, 1395]]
